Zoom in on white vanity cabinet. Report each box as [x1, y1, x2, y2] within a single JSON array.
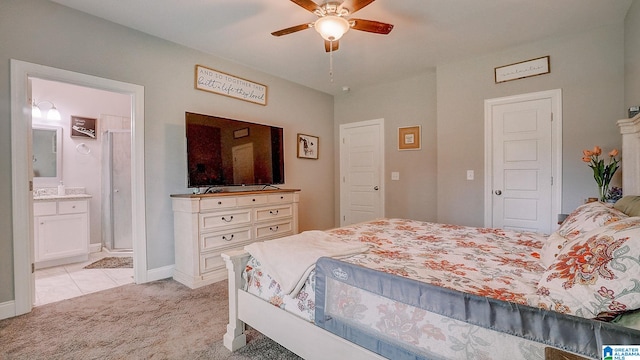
[[34, 196, 91, 269], [171, 189, 300, 289]]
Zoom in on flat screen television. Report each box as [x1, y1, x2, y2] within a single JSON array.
[[185, 112, 284, 188]]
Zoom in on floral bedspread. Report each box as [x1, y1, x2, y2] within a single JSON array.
[[244, 218, 547, 322]]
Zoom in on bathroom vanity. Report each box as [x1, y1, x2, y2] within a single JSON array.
[[33, 193, 91, 269]]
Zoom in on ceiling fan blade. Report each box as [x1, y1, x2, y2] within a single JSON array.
[[271, 23, 313, 37], [350, 19, 394, 34], [348, 0, 376, 14], [324, 40, 339, 52], [290, 0, 320, 13]]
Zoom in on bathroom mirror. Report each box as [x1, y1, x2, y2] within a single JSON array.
[[32, 124, 62, 186]]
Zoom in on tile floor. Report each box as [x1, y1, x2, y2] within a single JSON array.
[[35, 251, 134, 306]]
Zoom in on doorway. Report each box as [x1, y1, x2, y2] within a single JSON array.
[[10, 59, 147, 317], [339, 119, 385, 226], [484, 89, 562, 234]]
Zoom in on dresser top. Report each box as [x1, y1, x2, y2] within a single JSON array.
[[170, 188, 300, 199]]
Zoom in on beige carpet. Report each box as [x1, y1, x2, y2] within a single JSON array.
[[0, 279, 302, 359], [83, 256, 133, 269]]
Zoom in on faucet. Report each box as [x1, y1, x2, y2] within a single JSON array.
[[35, 188, 46, 197]]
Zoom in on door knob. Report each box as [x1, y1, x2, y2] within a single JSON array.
[[495, 190, 502, 195], [374, 186, 379, 191]]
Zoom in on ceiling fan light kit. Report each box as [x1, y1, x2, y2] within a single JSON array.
[[314, 15, 350, 41]]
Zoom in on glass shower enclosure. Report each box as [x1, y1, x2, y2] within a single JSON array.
[[102, 130, 132, 251]]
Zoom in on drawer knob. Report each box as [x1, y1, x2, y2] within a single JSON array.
[[269, 225, 279, 232], [218, 201, 222, 205], [72, 205, 76, 208], [222, 234, 234, 241], [221, 216, 234, 222], [252, 198, 256, 202], [280, 196, 284, 199], [269, 209, 279, 216]]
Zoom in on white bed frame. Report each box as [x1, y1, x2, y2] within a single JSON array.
[[222, 114, 640, 359]]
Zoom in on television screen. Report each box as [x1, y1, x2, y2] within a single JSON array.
[[185, 112, 284, 188]]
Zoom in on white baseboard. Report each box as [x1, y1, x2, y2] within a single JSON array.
[[89, 243, 102, 253], [0, 300, 16, 320], [145, 265, 174, 283]]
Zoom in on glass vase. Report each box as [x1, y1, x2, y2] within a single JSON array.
[[599, 184, 609, 202]]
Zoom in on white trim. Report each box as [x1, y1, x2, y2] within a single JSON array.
[[0, 301, 16, 320], [9, 59, 148, 318], [339, 119, 385, 226], [89, 243, 103, 253], [483, 89, 562, 232], [147, 265, 175, 283]]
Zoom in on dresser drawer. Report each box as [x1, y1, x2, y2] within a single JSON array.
[[255, 220, 294, 239], [200, 197, 237, 211], [200, 209, 251, 231], [58, 200, 88, 214], [255, 204, 293, 222], [34, 201, 57, 216], [268, 193, 294, 203], [237, 195, 267, 207], [199, 241, 252, 274], [200, 227, 252, 251]]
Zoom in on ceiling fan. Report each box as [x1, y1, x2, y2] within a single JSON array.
[[271, 0, 394, 52]]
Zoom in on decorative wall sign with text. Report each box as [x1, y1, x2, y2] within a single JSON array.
[[195, 65, 267, 106], [495, 56, 550, 83], [70, 116, 97, 139]]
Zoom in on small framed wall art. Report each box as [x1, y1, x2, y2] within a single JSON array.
[[70, 116, 97, 139], [398, 125, 421, 150], [297, 133, 319, 159]]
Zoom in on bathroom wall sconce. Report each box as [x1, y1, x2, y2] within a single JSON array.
[[32, 99, 61, 121]]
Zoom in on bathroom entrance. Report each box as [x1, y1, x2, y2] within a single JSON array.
[[7, 59, 148, 318], [30, 78, 135, 306]]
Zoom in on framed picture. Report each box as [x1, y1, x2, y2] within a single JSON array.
[[398, 125, 421, 150], [495, 56, 550, 83], [297, 133, 318, 159], [70, 116, 97, 139], [233, 127, 249, 139]]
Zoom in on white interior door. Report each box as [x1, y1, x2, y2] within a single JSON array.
[[485, 90, 562, 234], [339, 119, 385, 226]]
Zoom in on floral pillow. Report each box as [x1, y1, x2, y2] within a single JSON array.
[[539, 232, 572, 269], [556, 201, 627, 240], [532, 217, 640, 320]]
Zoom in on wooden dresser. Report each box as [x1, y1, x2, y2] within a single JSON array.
[[171, 189, 300, 289]]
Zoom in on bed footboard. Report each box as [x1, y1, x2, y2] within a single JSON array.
[[221, 250, 251, 351]]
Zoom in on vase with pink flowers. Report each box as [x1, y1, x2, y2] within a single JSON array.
[[582, 146, 620, 202]]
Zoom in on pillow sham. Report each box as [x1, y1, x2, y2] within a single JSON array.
[[533, 217, 640, 320], [614, 196, 640, 217], [556, 201, 627, 240]]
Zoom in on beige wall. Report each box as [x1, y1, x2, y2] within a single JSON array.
[[626, 0, 640, 109], [334, 71, 438, 223], [0, 0, 334, 303], [437, 24, 626, 227]]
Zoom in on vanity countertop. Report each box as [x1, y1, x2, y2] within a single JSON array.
[[34, 194, 92, 201]]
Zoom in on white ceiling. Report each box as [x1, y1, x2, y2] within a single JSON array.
[[50, 0, 632, 96]]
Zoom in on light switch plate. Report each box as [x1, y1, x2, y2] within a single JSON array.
[[391, 172, 400, 181], [466, 170, 474, 180]]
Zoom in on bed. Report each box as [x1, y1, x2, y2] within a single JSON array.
[[222, 115, 640, 360]]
